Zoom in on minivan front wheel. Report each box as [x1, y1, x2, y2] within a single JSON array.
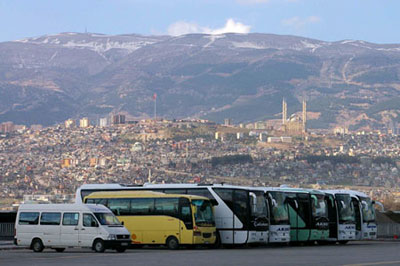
[[32, 239, 44, 252], [93, 239, 105, 253]]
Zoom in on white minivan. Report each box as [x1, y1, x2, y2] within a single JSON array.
[[15, 204, 131, 252]]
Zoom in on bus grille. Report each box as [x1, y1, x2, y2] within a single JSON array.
[[203, 233, 212, 238]]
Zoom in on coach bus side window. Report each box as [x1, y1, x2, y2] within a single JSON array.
[[130, 198, 154, 215], [187, 189, 218, 206], [163, 189, 187, 194], [179, 198, 193, 229], [86, 198, 108, 206], [107, 199, 131, 216], [155, 198, 179, 219]]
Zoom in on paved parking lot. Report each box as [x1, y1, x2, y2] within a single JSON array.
[[1, 241, 400, 266]]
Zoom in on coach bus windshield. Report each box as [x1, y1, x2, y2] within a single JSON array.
[[268, 191, 289, 225], [336, 194, 355, 224], [192, 200, 215, 227], [360, 197, 375, 223], [251, 191, 268, 218], [311, 194, 328, 219]]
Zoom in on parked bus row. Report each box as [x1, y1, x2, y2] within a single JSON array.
[[76, 184, 377, 246], [14, 183, 377, 252]]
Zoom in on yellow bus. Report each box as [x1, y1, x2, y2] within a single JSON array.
[[84, 191, 216, 249]]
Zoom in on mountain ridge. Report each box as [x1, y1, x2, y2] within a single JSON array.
[[1, 32, 400, 130]]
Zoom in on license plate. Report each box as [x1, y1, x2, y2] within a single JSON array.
[[121, 243, 128, 246]]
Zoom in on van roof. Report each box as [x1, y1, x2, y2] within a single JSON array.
[[84, 190, 210, 201], [18, 204, 111, 213]]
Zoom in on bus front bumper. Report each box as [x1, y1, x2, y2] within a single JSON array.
[[193, 231, 216, 244]]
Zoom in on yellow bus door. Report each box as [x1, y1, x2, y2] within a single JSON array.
[[179, 198, 194, 244]]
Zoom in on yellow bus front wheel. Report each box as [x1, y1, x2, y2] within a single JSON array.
[[166, 236, 179, 250]]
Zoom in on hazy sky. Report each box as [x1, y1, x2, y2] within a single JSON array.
[[0, 0, 399, 43]]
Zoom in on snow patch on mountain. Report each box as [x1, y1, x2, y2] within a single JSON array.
[[231, 41, 270, 49], [203, 34, 225, 48], [62, 40, 155, 53]]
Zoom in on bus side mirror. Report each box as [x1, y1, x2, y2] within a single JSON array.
[[272, 199, 277, 208], [249, 192, 257, 212], [361, 201, 368, 210]]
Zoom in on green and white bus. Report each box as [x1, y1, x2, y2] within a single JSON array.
[[278, 188, 329, 243]]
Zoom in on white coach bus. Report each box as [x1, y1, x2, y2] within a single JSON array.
[[344, 190, 377, 240], [323, 190, 356, 244], [76, 183, 269, 245], [263, 188, 290, 243]]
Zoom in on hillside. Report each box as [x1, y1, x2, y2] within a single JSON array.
[[1, 32, 400, 129]]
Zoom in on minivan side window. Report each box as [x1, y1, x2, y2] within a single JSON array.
[[19, 212, 39, 225], [83, 213, 98, 227], [40, 212, 61, 225], [63, 213, 79, 226]]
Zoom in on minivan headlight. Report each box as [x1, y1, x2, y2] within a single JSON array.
[[107, 234, 117, 240]]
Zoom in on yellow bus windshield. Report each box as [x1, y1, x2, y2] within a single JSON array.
[[192, 199, 215, 227]]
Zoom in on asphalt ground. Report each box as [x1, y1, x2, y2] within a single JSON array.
[[1, 241, 400, 266]]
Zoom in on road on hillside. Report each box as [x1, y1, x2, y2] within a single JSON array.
[[1, 241, 399, 266]]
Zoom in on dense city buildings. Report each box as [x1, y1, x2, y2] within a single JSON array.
[[0, 118, 399, 210]]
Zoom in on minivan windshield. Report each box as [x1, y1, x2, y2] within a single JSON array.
[[94, 212, 122, 226], [192, 199, 215, 227]]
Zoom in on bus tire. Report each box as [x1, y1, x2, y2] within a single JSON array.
[[93, 239, 105, 253], [55, 248, 65, 252], [31, 238, 44, 252], [338, 240, 349, 245], [166, 236, 179, 250]]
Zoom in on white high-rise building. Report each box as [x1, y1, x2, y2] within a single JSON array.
[[99, 117, 108, 127], [79, 117, 90, 128]]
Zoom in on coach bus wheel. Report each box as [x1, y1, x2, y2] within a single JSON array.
[[55, 248, 65, 252], [32, 239, 44, 252], [166, 236, 179, 250], [116, 247, 126, 253], [338, 241, 349, 245], [93, 239, 106, 253]]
